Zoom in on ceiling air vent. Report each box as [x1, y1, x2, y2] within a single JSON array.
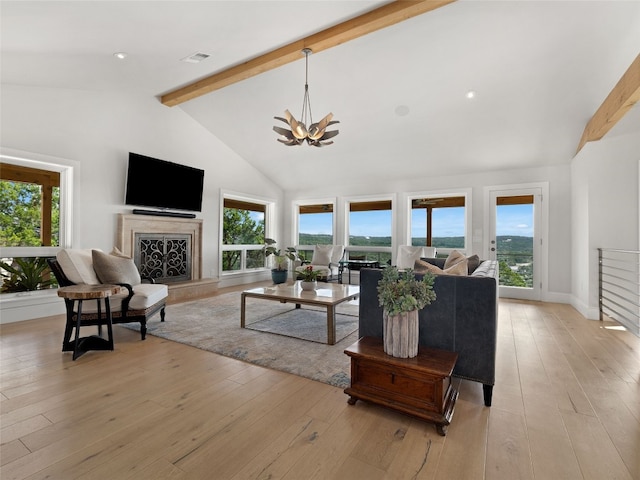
[[181, 52, 211, 64]]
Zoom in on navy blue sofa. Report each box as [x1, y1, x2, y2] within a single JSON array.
[[358, 258, 499, 406]]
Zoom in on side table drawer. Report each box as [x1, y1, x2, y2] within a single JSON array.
[[354, 359, 443, 412]]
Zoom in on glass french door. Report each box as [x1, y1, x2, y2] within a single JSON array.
[[489, 187, 542, 301]]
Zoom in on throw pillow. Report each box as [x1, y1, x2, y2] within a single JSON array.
[[397, 246, 424, 269], [444, 249, 466, 269], [311, 245, 333, 266], [57, 249, 101, 285], [466, 254, 481, 274], [414, 259, 444, 274], [92, 249, 142, 285], [445, 259, 468, 276], [414, 258, 468, 276]]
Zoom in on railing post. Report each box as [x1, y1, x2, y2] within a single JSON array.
[[598, 248, 603, 322]]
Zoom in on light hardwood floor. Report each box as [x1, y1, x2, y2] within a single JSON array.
[[1, 287, 638, 480]]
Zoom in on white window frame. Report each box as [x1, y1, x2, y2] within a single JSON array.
[[219, 190, 275, 277], [293, 198, 337, 258], [0, 148, 77, 259], [406, 188, 472, 255], [344, 194, 395, 259]]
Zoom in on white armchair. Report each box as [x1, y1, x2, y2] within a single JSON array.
[[295, 245, 345, 281], [396, 246, 438, 269]]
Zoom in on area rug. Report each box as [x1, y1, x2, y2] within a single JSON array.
[[124, 291, 360, 388], [244, 308, 357, 344]]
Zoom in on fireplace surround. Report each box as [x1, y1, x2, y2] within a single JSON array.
[[117, 214, 203, 282]]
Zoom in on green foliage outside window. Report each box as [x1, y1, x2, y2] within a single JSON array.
[[222, 207, 265, 271], [1, 180, 60, 247], [0, 257, 58, 292]]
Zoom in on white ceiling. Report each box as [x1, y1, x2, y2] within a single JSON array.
[[2, 1, 639, 191]]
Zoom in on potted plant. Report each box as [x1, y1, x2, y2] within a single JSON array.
[[264, 238, 297, 284], [377, 266, 436, 358], [0, 257, 57, 293], [299, 265, 321, 291]]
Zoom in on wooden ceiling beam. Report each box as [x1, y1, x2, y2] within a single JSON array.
[[575, 53, 640, 155], [160, 0, 456, 107]]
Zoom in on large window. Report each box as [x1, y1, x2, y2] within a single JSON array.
[[1, 152, 74, 294], [1, 163, 60, 248], [411, 195, 466, 253], [347, 199, 393, 264], [221, 196, 268, 274], [296, 203, 334, 261]]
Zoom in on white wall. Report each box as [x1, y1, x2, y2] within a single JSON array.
[[571, 132, 640, 319], [284, 163, 573, 301], [1, 84, 283, 321]]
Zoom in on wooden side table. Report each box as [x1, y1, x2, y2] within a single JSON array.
[[344, 336, 459, 435], [57, 284, 121, 360]]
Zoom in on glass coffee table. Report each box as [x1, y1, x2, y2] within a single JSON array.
[[240, 281, 360, 345]]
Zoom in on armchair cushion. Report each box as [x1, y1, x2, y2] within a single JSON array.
[[397, 246, 424, 269], [311, 245, 333, 266], [92, 250, 142, 286], [330, 245, 345, 264], [78, 282, 168, 313], [57, 249, 101, 285]]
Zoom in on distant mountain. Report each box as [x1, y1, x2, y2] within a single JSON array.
[[300, 234, 533, 254]]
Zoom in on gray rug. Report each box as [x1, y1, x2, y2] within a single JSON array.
[[125, 291, 360, 387], [244, 308, 357, 344]]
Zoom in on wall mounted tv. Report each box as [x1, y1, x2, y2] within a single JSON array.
[[125, 152, 205, 212]]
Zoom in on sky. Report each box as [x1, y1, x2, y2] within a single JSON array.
[[299, 204, 534, 238]]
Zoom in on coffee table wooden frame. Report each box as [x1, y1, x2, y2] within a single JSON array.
[[240, 282, 360, 345]]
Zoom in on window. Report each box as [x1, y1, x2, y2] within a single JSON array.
[[347, 199, 392, 264], [410, 195, 466, 252], [296, 203, 334, 261], [1, 151, 74, 294], [1, 163, 60, 247], [221, 196, 268, 274]]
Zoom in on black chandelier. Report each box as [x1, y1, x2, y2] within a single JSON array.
[[273, 48, 339, 147]]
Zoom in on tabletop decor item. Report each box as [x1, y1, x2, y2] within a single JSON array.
[[264, 238, 298, 284], [377, 266, 436, 358], [300, 265, 321, 290]]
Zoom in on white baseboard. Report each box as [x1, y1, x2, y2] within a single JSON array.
[[0, 290, 66, 323], [570, 295, 600, 320]]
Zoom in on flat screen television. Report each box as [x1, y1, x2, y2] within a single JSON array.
[[125, 152, 205, 212]]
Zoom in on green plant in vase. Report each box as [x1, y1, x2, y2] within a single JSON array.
[[263, 238, 297, 284], [377, 266, 436, 358]]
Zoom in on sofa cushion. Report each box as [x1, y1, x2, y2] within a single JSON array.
[[57, 249, 101, 285], [92, 250, 142, 286], [415, 258, 468, 276], [471, 260, 498, 278], [467, 254, 481, 274], [444, 249, 466, 269], [311, 245, 333, 265]]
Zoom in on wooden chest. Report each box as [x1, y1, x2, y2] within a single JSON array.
[[344, 336, 458, 435]]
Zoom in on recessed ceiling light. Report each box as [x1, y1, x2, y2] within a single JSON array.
[[395, 105, 410, 116], [465, 90, 476, 99], [113, 52, 128, 60]]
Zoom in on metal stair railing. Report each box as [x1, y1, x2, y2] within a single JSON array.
[[598, 248, 640, 337]]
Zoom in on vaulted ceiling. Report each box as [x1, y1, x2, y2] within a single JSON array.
[[2, 1, 639, 191]]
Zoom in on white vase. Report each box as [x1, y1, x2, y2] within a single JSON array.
[[383, 309, 419, 358], [300, 280, 317, 291]]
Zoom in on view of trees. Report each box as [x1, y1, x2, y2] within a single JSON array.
[[0, 179, 60, 292], [221, 207, 265, 271], [0, 180, 59, 247]]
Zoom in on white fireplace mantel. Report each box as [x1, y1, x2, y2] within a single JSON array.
[[117, 214, 203, 280]]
